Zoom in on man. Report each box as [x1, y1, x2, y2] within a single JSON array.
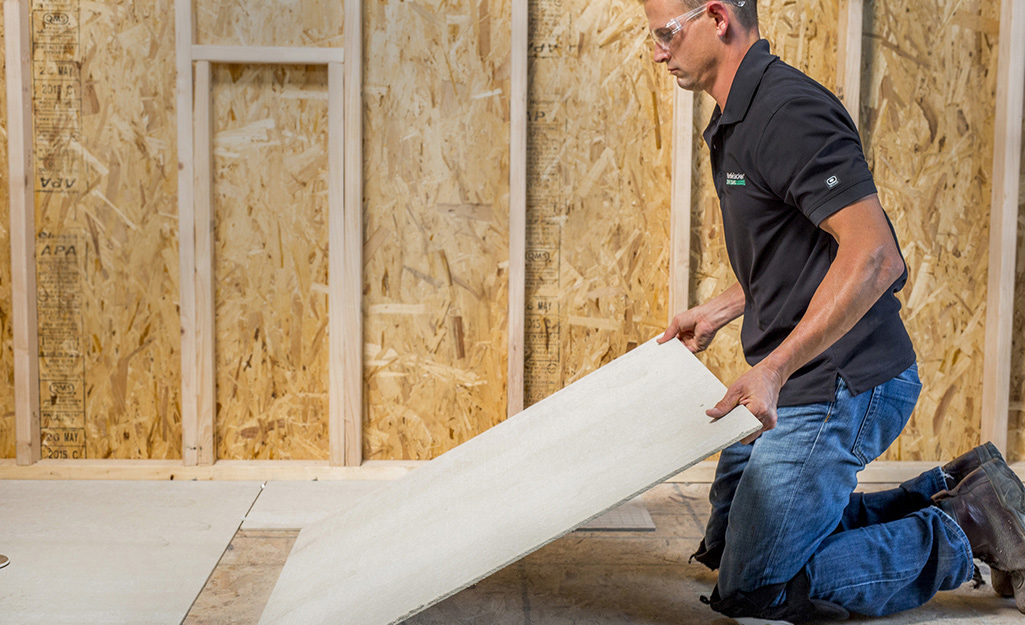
[[644, 0, 1025, 620]]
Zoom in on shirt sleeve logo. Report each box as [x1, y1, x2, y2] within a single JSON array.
[[726, 172, 746, 186], [825, 175, 840, 189]]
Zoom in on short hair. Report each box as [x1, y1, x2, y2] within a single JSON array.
[[655, 0, 759, 32]]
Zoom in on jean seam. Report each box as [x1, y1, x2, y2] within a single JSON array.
[[823, 571, 921, 595], [932, 505, 975, 581], [850, 384, 881, 466], [756, 400, 837, 587]]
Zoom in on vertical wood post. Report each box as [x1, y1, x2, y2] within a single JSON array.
[[328, 61, 347, 466], [193, 59, 215, 464], [175, 0, 199, 465], [981, 0, 1025, 453], [342, 0, 364, 466], [836, 0, 863, 127], [669, 89, 693, 319], [5, 0, 41, 465], [508, 0, 527, 417]]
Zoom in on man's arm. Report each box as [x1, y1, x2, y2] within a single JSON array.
[[658, 282, 745, 353], [706, 193, 906, 442]]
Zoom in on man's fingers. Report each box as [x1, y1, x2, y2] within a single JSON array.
[[706, 391, 739, 420], [657, 318, 679, 344]]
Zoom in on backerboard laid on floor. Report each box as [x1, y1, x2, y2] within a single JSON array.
[[259, 338, 761, 625]]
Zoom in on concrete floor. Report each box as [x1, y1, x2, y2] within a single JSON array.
[[184, 483, 1024, 625]]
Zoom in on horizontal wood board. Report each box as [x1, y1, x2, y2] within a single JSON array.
[[257, 338, 760, 625]]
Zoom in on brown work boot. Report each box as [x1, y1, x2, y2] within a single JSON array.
[[934, 460, 1025, 613], [942, 441, 1003, 489]]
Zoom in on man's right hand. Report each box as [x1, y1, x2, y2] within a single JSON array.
[[657, 307, 721, 353]]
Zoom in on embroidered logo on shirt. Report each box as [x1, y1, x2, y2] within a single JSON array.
[[825, 175, 840, 189], [726, 172, 746, 186]]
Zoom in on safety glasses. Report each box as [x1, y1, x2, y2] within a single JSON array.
[[649, 0, 747, 51]]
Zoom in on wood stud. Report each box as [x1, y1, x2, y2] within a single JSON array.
[[836, 0, 863, 127], [981, 0, 1025, 454], [669, 89, 693, 319], [508, 0, 527, 418], [5, 0, 41, 465], [342, 0, 363, 466]]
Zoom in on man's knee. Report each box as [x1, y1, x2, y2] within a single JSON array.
[[705, 568, 849, 623]]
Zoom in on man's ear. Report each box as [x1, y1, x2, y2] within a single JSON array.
[[706, 1, 732, 38]]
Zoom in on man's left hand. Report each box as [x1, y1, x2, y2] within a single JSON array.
[[706, 362, 784, 444]]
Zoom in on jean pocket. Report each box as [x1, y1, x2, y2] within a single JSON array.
[[850, 371, 920, 465]]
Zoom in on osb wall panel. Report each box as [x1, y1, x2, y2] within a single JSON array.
[[362, 0, 511, 460], [523, 0, 673, 410], [362, 0, 510, 456], [861, 0, 998, 461], [690, 0, 836, 392], [1008, 85, 1025, 462], [1, 3, 15, 458], [197, 2, 342, 459], [30, 0, 182, 459], [195, 0, 342, 48]]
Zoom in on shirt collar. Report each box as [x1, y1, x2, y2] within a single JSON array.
[[703, 39, 778, 144]]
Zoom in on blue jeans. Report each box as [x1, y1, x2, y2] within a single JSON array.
[[699, 363, 974, 617]]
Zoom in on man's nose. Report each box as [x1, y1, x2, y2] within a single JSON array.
[[652, 45, 670, 63]]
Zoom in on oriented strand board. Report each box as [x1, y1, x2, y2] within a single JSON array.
[[523, 0, 674, 408], [257, 338, 761, 625], [759, 0, 838, 88], [862, 0, 999, 461], [208, 65, 332, 460], [1, 2, 16, 459], [29, 0, 182, 459], [194, 0, 343, 49], [195, 1, 343, 460], [362, 0, 512, 460]]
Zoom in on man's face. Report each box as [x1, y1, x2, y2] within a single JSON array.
[[644, 0, 718, 92]]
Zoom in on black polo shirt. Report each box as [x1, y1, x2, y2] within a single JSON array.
[[703, 39, 915, 406]]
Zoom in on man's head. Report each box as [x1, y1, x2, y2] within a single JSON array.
[[643, 0, 760, 99]]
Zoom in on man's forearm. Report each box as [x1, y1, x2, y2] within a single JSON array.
[[702, 282, 746, 331]]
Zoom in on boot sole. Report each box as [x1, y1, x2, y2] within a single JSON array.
[[992, 566, 1015, 597], [1012, 570, 1025, 613]]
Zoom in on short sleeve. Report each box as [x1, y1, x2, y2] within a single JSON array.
[[756, 96, 877, 226]]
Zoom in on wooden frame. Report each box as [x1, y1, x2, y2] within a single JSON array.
[[836, 0, 863, 127], [5, 0, 41, 465], [175, 0, 362, 467], [341, 0, 364, 467], [5, 1, 1021, 476], [507, 0, 527, 418], [981, 0, 1025, 454], [669, 90, 693, 318]]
